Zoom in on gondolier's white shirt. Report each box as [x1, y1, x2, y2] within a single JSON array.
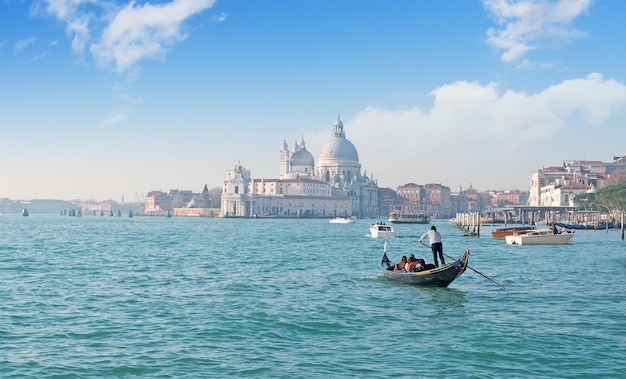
[[419, 230, 442, 244]]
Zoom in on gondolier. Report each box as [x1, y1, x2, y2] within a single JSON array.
[[419, 225, 445, 267]]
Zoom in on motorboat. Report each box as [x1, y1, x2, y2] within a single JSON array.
[[369, 222, 395, 238], [329, 216, 356, 224], [491, 225, 536, 239], [505, 229, 575, 245]]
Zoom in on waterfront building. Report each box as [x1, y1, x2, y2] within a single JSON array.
[[489, 189, 528, 207], [221, 116, 378, 218], [527, 157, 626, 206], [145, 188, 213, 216], [539, 182, 593, 207], [395, 183, 452, 219], [145, 191, 172, 213]]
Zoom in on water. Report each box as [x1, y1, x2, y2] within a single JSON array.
[[1, 215, 624, 378]]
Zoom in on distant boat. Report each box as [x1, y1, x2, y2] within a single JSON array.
[[491, 225, 536, 239], [556, 221, 613, 230], [505, 229, 575, 245], [22, 209, 29, 216], [329, 216, 356, 224], [388, 211, 430, 224], [369, 222, 395, 238]]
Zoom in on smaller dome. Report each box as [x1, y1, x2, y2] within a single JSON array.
[[291, 148, 314, 167]]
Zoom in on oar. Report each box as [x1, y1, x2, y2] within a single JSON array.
[[419, 242, 506, 290]]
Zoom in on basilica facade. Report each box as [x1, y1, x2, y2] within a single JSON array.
[[221, 116, 379, 218]]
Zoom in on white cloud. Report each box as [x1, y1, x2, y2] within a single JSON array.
[[36, 0, 94, 53], [38, 0, 216, 72], [90, 0, 216, 72], [307, 73, 626, 191], [212, 12, 228, 22], [483, 0, 591, 62], [102, 109, 129, 126], [14, 37, 38, 54]]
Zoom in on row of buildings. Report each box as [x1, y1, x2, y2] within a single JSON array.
[[528, 157, 626, 207], [143, 116, 533, 219], [143, 115, 626, 219]]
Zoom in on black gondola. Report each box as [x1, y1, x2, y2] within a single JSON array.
[[381, 243, 470, 287]]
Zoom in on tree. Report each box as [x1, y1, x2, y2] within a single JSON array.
[[593, 183, 626, 212], [605, 168, 626, 186], [208, 186, 223, 208], [573, 192, 595, 210]]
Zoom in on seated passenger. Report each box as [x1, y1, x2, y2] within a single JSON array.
[[551, 223, 559, 234], [394, 256, 407, 271], [405, 254, 420, 272]]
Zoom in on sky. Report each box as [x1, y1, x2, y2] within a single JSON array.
[[2, 0, 626, 202]]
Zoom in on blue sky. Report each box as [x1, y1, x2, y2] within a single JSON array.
[[2, 0, 626, 202]]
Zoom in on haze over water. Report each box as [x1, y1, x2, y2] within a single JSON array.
[[1, 215, 624, 377]]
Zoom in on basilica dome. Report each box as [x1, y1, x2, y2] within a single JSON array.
[[290, 148, 315, 166], [318, 117, 359, 162]]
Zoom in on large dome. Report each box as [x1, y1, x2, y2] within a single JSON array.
[[290, 148, 314, 166], [318, 117, 359, 162], [319, 137, 359, 161]]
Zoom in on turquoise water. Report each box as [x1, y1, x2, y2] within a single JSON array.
[[1, 215, 625, 378]]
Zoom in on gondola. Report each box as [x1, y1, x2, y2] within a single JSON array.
[[381, 243, 470, 287]]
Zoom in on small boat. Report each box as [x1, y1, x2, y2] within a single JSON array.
[[388, 211, 430, 224], [381, 243, 470, 287], [369, 222, 395, 238], [505, 230, 575, 245], [491, 225, 537, 239], [556, 221, 613, 230], [329, 216, 356, 224]]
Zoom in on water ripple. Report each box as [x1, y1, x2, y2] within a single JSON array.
[[1, 216, 625, 377]]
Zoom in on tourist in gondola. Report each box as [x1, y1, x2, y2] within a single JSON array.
[[419, 225, 445, 267], [394, 256, 407, 271], [405, 254, 422, 272]]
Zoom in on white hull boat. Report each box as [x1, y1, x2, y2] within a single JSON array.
[[505, 230, 574, 245], [329, 216, 356, 224], [369, 222, 395, 238]]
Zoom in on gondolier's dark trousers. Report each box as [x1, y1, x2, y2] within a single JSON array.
[[431, 242, 444, 267]]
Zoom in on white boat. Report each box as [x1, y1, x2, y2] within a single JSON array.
[[329, 216, 356, 224], [388, 211, 430, 224], [369, 222, 395, 238], [505, 230, 575, 245]]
